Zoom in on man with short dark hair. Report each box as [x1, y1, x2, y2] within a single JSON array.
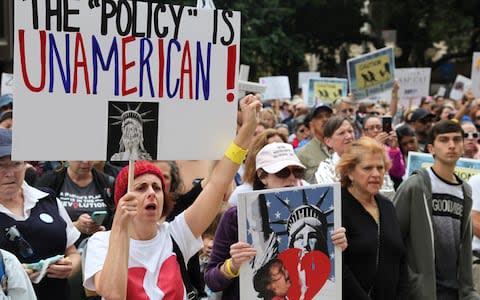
[[296, 104, 332, 183], [393, 120, 480, 300], [410, 108, 435, 151]]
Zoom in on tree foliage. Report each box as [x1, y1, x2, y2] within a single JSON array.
[[175, 0, 368, 84], [370, 0, 480, 69], [174, 0, 480, 84]]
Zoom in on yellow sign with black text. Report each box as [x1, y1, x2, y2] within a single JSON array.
[[355, 55, 393, 89]]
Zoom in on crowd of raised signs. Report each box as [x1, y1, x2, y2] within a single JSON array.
[[1, 80, 480, 300]]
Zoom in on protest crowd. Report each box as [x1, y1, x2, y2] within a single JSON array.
[[2, 1, 480, 300], [0, 71, 480, 299]]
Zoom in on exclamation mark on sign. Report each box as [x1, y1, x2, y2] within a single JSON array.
[[226, 45, 237, 102]]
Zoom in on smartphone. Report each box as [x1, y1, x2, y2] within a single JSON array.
[[382, 116, 392, 133], [91, 211, 108, 226]]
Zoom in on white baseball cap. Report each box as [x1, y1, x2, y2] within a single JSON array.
[[255, 143, 306, 173]]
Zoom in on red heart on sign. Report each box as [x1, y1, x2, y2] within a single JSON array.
[[278, 248, 331, 300]]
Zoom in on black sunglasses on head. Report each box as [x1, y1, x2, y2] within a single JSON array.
[[274, 167, 305, 179]]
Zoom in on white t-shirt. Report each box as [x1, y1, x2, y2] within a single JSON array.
[[83, 212, 202, 299], [469, 173, 480, 251]]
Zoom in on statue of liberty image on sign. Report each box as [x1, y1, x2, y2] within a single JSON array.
[[237, 183, 341, 300], [107, 101, 158, 161]]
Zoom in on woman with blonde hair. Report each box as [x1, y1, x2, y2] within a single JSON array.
[[260, 107, 278, 129], [228, 129, 287, 206], [337, 137, 407, 299]]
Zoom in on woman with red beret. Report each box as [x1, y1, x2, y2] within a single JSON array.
[[83, 95, 262, 300]]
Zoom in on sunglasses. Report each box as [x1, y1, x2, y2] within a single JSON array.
[[274, 167, 305, 179], [464, 132, 479, 139]]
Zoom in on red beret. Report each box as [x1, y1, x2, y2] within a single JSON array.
[[114, 161, 166, 206]]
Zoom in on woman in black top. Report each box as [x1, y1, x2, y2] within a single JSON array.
[[336, 137, 408, 299]]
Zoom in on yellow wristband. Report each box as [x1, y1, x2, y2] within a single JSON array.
[[224, 142, 247, 165], [225, 258, 240, 277]]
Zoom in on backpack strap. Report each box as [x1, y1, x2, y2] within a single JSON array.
[[171, 236, 198, 300]]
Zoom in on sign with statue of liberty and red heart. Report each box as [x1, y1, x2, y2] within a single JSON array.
[[238, 183, 341, 300]]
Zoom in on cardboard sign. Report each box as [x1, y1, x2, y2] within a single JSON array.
[[347, 47, 395, 100], [406, 152, 480, 181], [13, 1, 240, 160], [395, 68, 431, 106], [471, 53, 480, 98], [449, 75, 472, 101], [238, 184, 342, 300], [298, 72, 321, 89], [307, 78, 347, 107], [1, 73, 13, 96], [259, 76, 291, 101]]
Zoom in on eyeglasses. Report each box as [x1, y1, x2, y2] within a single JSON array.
[[464, 132, 479, 139], [274, 167, 305, 179], [364, 125, 382, 132], [5, 225, 33, 258]]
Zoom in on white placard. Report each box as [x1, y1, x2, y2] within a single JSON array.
[[1, 73, 13, 95], [395, 68, 431, 105], [449, 75, 472, 101], [298, 71, 321, 89], [471, 53, 480, 98], [259, 76, 291, 101], [14, 1, 241, 160]]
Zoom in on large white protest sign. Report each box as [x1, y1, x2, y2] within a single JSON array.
[[395, 68, 431, 105], [449, 75, 471, 101], [472, 53, 480, 98], [259, 76, 291, 101], [14, 1, 240, 160], [1, 73, 13, 95]]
